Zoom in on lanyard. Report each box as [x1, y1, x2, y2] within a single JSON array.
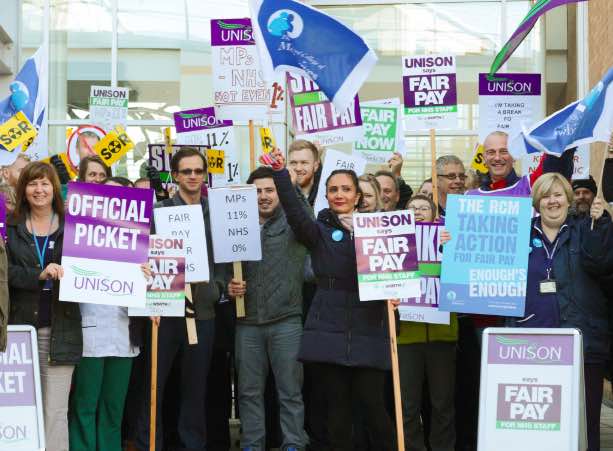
[[542, 236, 560, 280], [29, 212, 56, 269]]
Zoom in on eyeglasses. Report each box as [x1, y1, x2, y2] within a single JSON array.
[[438, 173, 467, 181], [177, 168, 205, 176], [409, 206, 432, 212]]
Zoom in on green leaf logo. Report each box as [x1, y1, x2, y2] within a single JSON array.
[[218, 20, 246, 30]]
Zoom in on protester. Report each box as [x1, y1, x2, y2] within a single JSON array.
[[417, 178, 433, 197], [1, 154, 30, 188], [134, 177, 150, 189], [227, 166, 308, 451], [399, 194, 456, 451], [572, 176, 597, 216], [436, 155, 466, 216], [464, 169, 481, 191], [387, 152, 414, 207], [0, 182, 16, 215], [136, 147, 226, 451], [76, 130, 101, 161], [78, 155, 112, 183], [375, 170, 402, 212], [7, 161, 81, 451], [511, 173, 613, 451], [263, 148, 396, 451], [358, 174, 383, 213], [288, 139, 321, 206], [69, 174, 146, 451]]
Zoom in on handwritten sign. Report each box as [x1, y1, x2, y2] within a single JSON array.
[[0, 112, 37, 152], [128, 235, 186, 317], [208, 185, 261, 263], [402, 54, 457, 130], [93, 125, 135, 167], [154, 204, 210, 283], [354, 210, 420, 300]]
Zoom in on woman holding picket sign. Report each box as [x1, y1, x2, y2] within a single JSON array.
[[7, 161, 82, 451], [261, 148, 396, 451]]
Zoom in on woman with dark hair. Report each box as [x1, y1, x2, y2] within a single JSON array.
[[7, 161, 82, 451], [78, 155, 112, 183], [261, 149, 396, 451]]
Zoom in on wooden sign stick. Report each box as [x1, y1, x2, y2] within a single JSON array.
[[592, 132, 613, 230], [430, 128, 439, 219], [149, 321, 159, 451], [164, 127, 173, 154], [233, 261, 246, 318], [387, 301, 405, 451], [249, 120, 256, 172], [185, 283, 198, 345]]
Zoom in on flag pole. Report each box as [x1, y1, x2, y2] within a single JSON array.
[[430, 129, 439, 218], [149, 321, 159, 451], [387, 301, 405, 451], [592, 133, 613, 230]]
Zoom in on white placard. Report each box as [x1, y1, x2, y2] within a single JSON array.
[[478, 328, 586, 451], [89, 85, 129, 132], [154, 204, 210, 283], [313, 149, 368, 216], [208, 185, 262, 263], [521, 145, 590, 181]]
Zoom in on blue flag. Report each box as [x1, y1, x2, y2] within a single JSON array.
[[249, 0, 377, 111], [511, 66, 613, 158], [0, 45, 48, 164]]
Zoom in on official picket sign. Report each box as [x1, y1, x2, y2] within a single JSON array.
[[353, 98, 404, 164], [173, 107, 241, 187], [208, 185, 261, 263], [478, 73, 542, 142], [129, 235, 186, 317], [93, 125, 135, 167], [439, 195, 532, 316], [478, 328, 586, 451], [148, 144, 209, 192], [211, 18, 285, 121], [313, 148, 367, 216], [154, 204, 210, 283], [89, 86, 129, 132], [399, 222, 449, 325], [287, 72, 363, 146], [402, 54, 457, 130], [0, 111, 37, 152], [60, 182, 153, 307], [353, 210, 420, 301], [0, 326, 45, 451]]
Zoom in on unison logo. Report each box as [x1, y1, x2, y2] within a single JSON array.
[[495, 336, 563, 364], [71, 266, 134, 297], [0, 423, 27, 443]]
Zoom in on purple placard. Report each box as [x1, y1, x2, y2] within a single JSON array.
[[0, 192, 6, 241], [403, 74, 458, 108], [287, 73, 362, 134], [479, 73, 542, 96], [211, 18, 254, 46], [496, 384, 562, 424], [64, 182, 153, 264], [488, 333, 574, 366], [173, 107, 233, 134], [0, 331, 36, 407]]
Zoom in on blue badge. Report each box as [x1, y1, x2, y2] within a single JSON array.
[[532, 238, 543, 248], [331, 229, 343, 242]]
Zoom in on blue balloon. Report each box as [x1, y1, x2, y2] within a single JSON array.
[[9, 81, 29, 111]]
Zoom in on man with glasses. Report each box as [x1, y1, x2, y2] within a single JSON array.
[[435, 155, 466, 217], [136, 147, 226, 451]]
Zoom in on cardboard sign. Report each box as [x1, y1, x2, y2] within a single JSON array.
[[259, 127, 276, 154], [478, 73, 542, 143], [353, 99, 404, 164], [478, 328, 586, 451], [206, 149, 225, 174], [439, 195, 532, 317], [402, 54, 457, 130], [173, 107, 240, 187], [0, 326, 45, 450], [211, 18, 285, 121], [65, 125, 107, 173], [89, 86, 129, 132], [128, 235, 186, 317], [0, 112, 37, 152], [471, 143, 489, 173], [287, 72, 363, 146], [60, 182, 153, 307], [93, 125, 135, 167], [399, 222, 450, 325], [154, 204, 210, 283], [208, 185, 261, 263], [147, 144, 209, 192], [354, 210, 420, 301]]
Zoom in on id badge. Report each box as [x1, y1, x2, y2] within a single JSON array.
[[43, 279, 53, 291], [539, 279, 557, 294]]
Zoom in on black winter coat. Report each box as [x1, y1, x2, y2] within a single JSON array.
[[7, 218, 82, 365], [273, 169, 391, 370]]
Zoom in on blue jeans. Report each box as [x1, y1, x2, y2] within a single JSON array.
[[136, 318, 215, 451], [236, 316, 306, 450]]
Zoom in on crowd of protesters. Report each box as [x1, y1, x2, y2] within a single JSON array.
[[0, 130, 612, 451]]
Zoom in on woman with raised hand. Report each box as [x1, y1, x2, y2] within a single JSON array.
[[7, 161, 82, 451], [261, 149, 396, 451]]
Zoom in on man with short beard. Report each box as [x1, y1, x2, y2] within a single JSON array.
[[288, 140, 321, 206], [1, 154, 30, 188], [572, 176, 597, 216], [228, 166, 308, 451]]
